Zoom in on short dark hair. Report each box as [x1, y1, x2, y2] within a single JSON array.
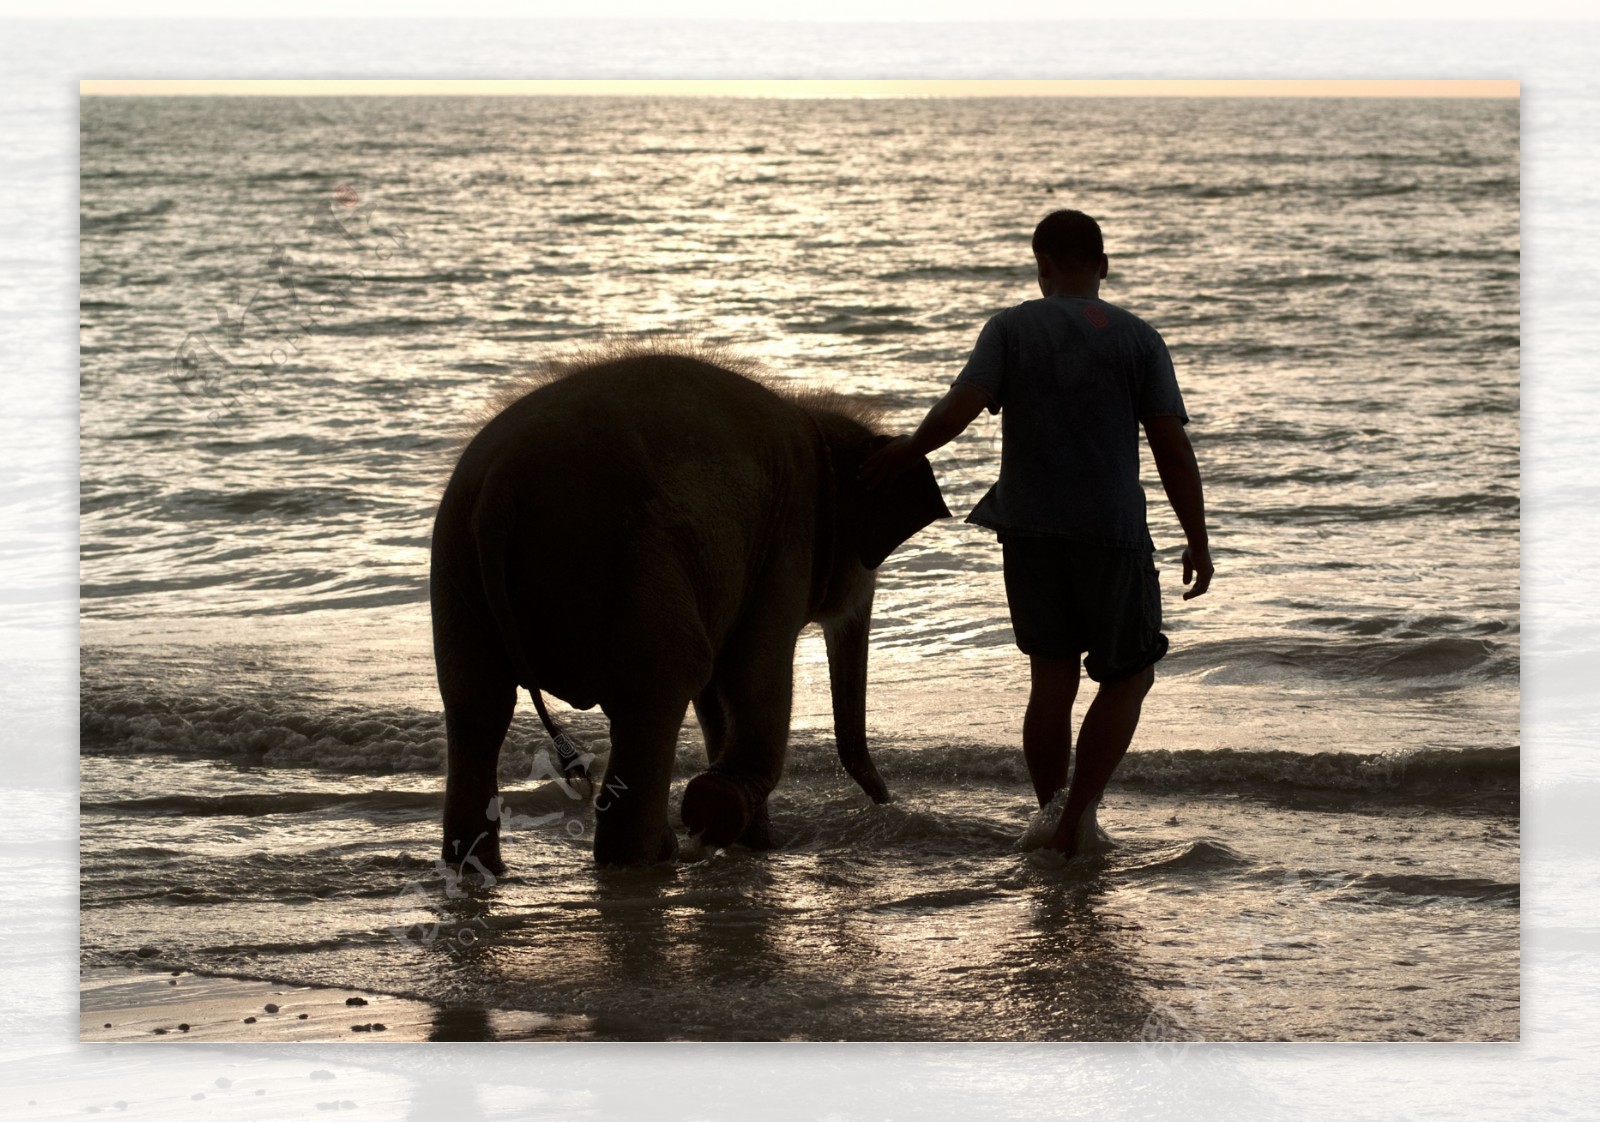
[[1031, 209, 1104, 266]]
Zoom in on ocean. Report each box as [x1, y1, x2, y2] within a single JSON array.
[[78, 93, 1519, 1041]]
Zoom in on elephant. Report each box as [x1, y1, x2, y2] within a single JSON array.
[[430, 348, 950, 869]]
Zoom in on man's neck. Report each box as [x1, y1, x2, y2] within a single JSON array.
[[1044, 283, 1099, 300]]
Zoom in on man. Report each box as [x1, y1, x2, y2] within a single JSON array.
[[861, 209, 1213, 858]]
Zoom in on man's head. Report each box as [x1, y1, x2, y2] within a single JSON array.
[[1032, 209, 1108, 298]]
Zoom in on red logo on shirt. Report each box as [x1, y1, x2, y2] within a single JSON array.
[[1085, 303, 1109, 329]]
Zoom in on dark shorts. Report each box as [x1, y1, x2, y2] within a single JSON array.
[[1000, 535, 1168, 682]]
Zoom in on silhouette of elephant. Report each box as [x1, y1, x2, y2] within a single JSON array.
[[431, 347, 949, 869]]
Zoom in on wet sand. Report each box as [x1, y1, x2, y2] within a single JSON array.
[[79, 781, 1518, 1045], [80, 968, 593, 1043]]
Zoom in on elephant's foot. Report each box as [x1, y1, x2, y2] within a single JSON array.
[[681, 770, 767, 849], [736, 796, 775, 851], [593, 817, 678, 868], [441, 827, 506, 880]]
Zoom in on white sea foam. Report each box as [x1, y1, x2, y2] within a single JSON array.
[[1017, 789, 1116, 855]]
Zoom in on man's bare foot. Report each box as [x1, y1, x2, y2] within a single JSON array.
[[1048, 800, 1115, 859]]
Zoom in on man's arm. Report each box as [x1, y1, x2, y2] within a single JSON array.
[[859, 383, 993, 488], [1143, 415, 1214, 600]]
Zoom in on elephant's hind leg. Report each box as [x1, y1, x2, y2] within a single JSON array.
[[593, 702, 684, 867], [441, 678, 516, 878]]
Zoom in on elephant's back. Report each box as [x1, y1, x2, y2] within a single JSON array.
[[439, 356, 820, 706], [467, 356, 805, 512], [486, 356, 804, 458]]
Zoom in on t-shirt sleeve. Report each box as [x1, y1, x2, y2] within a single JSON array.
[[953, 313, 1008, 415], [1136, 327, 1189, 423]]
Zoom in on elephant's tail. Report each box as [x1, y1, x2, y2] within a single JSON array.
[[527, 689, 593, 793], [471, 492, 595, 794]]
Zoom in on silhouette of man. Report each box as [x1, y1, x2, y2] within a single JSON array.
[[862, 209, 1213, 857]]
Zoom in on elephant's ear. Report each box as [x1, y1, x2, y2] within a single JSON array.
[[853, 435, 952, 569]]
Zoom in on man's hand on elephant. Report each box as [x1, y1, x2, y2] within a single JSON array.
[[858, 434, 920, 490], [859, 386, 988, 492], [1181, 540, 1214, 600]]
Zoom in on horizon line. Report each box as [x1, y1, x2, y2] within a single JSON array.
[[80, 79, 1520, 99]]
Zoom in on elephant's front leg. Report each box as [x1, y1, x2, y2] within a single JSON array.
[[823, 602, 892, 804], [592, 702, 683, 867], [692, 682, 729, 767], [680, 625, 795, 849]]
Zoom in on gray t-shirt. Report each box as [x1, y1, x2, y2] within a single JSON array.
[[954, 295, 1188, 551]]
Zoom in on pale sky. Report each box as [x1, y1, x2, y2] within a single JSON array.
[[30, 0, 1600, 18], [80, 79, 1519, 99]]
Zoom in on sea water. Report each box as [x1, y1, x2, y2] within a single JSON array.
[[78, 94, 1519, 1040]]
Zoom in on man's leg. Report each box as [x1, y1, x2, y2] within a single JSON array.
[[1048, 662, 1155, 855], [1023, 655, 1080, 807]]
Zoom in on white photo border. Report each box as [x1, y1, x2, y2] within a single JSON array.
[[7, 13, 1590, 1121]]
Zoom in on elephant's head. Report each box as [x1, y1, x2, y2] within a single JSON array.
[[847, 434, 952, 570], [809, 413, 952, 619]]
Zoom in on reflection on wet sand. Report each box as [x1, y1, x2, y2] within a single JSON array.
[[422, 832, 1164, 1041], [1006, 877, 1155, 1041]]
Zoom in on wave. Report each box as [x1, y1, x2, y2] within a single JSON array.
[[1304, 614, 1514, 638], [82, 790, 439, 817], [1163, 634, 1519, 685], [1345, 872, 1519, 904], [1219, 865, 1520, 906], [1134, 178, 1506, 203], [784, 315, 929, 337], [80, 198, 177, 231], [312, 314, 470, 337], [876, 264, 1031, 283], [1114, 852, 1518, 905], [80, 692, 453, 774], [80, 686, 1517, 809], [1224, 492, 1519, 524], [870, 886, 1010, 911], [80, 845, 441, 910], [1108, 744, 1517, 803], [833, 740, 1518, 807], [80, 574, 429, 615], [554, 212, 644, 226], [244, 170, 344, 183], [1121, 839, 1252, 874], [155, 486, 368, 520]]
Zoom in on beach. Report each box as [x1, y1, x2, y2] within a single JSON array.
[[80, 607, 1518, 1042]]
